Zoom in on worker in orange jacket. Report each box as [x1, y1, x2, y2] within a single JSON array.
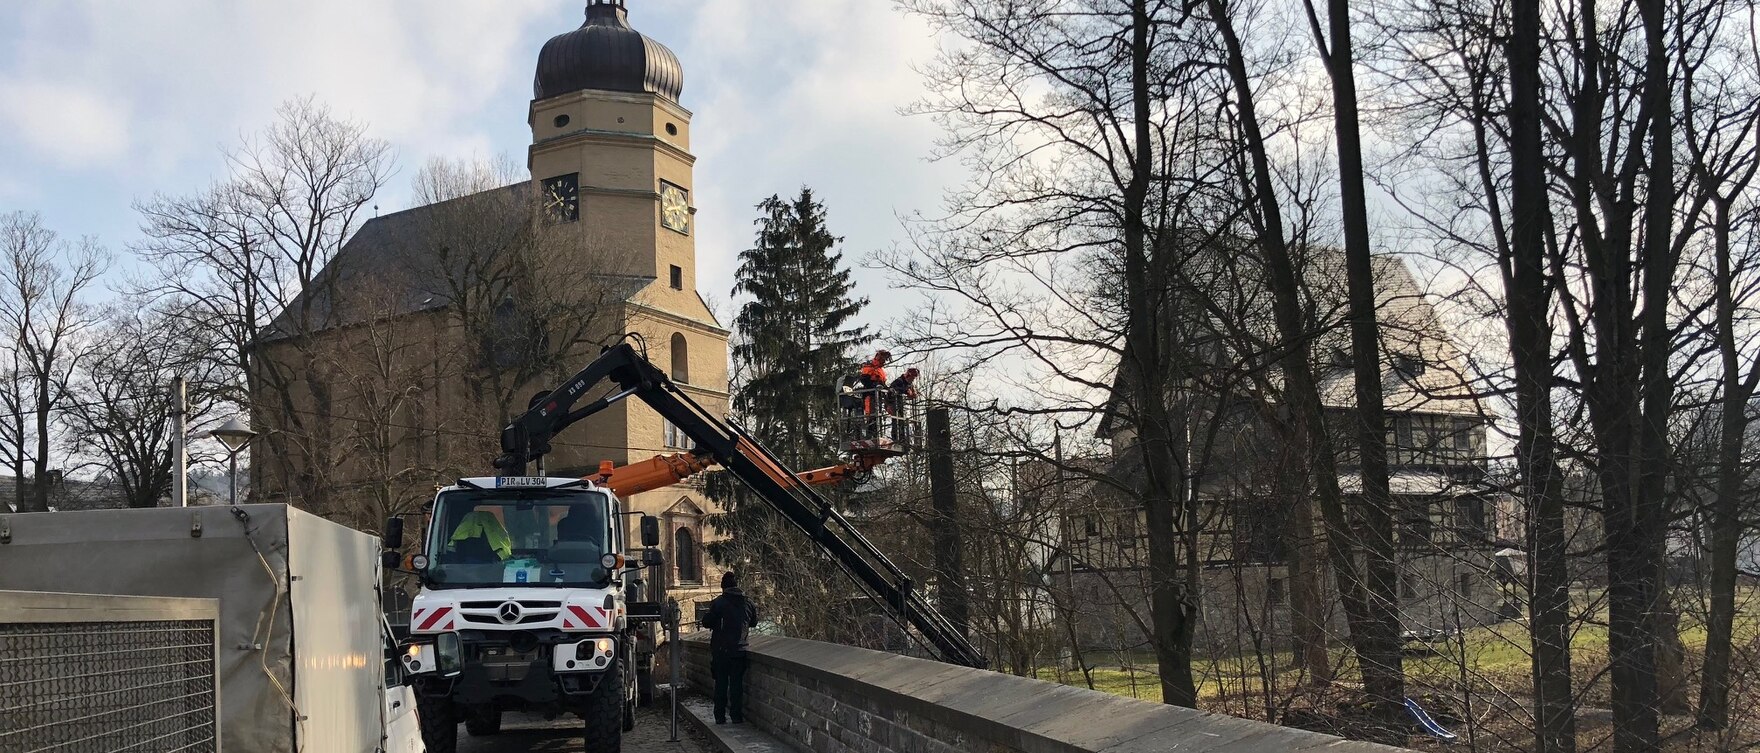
[[859, 350, 891, 406], [858, 349, 892, 439]]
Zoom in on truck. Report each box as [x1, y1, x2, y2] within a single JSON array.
[[0, 504, 426, 753], [396, 339, 985, 753], [392, 476, 659, 753]]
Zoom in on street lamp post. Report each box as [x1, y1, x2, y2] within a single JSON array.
[[207, 418, 257, 506]]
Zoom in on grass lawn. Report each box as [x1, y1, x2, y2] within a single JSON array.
[[1046, 587, 1760, 712]]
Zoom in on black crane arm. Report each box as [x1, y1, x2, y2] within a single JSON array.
[[494, 342, 987, 669]]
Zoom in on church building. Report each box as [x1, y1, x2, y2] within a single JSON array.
[[253, 0, 729, 600]]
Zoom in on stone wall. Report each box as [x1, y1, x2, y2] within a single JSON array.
[[686, 634, 1414, 753]]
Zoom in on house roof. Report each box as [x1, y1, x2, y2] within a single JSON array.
[[1101, 249, 1482, 438], [1309, 255, 1480, 417]]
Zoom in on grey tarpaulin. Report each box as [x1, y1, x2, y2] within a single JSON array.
[[0, 504, 386, 753]]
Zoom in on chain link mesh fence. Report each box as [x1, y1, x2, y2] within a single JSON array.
[[0, 619, 218, 753]]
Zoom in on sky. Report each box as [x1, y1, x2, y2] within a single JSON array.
[[0, 0, 961, 327]]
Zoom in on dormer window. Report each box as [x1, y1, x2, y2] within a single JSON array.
[[1393, 354, 1427, 380], [1326, 346, 1352, 370]]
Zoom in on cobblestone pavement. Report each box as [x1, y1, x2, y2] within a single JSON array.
[[457, 706, 709, 753]]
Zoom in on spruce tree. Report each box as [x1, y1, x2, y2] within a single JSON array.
[[709, 188, 871, 639], [729, 188, 870, 465]]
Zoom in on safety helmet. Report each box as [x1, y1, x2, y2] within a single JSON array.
[[905, 367, 921, 378], [875, 349, 892, 360]]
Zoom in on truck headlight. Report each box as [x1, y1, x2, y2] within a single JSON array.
[[553, 636, 616, 672], [403, 643, 435, 674]]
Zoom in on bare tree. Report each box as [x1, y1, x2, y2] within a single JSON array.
[[0, 348, 30, 512], [0, 211, 107, 512], [66, 303, 221, 509], [1299, 0, 1405, 725], [1204, 0, 1395, 724], [1681, 10, 1760, 729], [893, 0, 1241, 706], [134, 97, 393, 509], [401, 155, 632, 429]]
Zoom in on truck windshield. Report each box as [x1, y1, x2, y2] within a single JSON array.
[[426, 489, 613, 589]]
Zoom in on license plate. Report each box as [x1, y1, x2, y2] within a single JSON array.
[[496, 477, 548, 488]]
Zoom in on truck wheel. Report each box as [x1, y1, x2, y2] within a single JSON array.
[[636, 664, 655, 707], [622, 666, 638, 732], [417, 697, 458, 753], [580, 664, 623, 753], [464, 708, 502, 736]]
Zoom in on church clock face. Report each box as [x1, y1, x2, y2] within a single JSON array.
[[542, 173, 579, 223], [659, 181, 689, 235]]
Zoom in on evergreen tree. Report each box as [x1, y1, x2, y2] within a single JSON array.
[[729, 189, 870, 465], [709, 188, 871, 639]]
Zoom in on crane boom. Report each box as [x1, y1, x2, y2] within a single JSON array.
[[494, 342, 986, 669], [588, 452, 889, 498]]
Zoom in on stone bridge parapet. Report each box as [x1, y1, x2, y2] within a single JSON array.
[[685, 635, 1413, 753]]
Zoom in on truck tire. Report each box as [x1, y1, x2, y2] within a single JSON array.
[[622, 667, 638, 733], [636, 663, 654, 707], [580, 664, 623, 753], [417, 696, 458, 753], [464, 708, 502, 736]]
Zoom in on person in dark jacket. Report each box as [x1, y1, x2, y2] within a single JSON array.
[[703, 571, 758, 724], [888, 368, 921, 445]]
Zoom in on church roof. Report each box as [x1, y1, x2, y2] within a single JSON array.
[[535, 1, 684, 102], [258, 182, 654, 343]]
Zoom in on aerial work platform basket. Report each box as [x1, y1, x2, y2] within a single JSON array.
[[835, 378, 921, 460]]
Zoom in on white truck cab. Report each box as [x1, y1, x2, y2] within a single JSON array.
[[396, 477, 659, 753]]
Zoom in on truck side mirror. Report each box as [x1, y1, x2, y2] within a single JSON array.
[[642, 548, 664, 567], [381, 551, 402, 571], [383, 517, 404, 549], [640, 515, 661, 547]]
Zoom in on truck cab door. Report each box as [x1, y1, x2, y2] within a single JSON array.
[[382, 622, 427, 753]]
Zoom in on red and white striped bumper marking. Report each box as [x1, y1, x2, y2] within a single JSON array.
[[563, 605, 609, 630], [412, 606, 455, 632]]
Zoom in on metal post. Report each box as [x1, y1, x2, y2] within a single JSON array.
[[227, 453, 238, 507], [926, 407, 969, 641], [172, 376, 187, 507], [668, 597, 681, 742]]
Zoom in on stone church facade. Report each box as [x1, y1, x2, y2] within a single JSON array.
[[253, 0, 729, 605]]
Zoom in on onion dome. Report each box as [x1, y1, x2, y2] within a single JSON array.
[[534, 1, 684, 102]]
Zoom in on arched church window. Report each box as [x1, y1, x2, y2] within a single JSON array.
[[670, 333, 689, 383], [674, 526, 701, 584]]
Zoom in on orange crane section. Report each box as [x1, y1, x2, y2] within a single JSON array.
[[589, 450, 891, 498]]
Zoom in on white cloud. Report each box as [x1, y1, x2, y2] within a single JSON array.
[[0, 77, 130, 167], [0, 0, 960, 334], [665, 0, 959, 318]]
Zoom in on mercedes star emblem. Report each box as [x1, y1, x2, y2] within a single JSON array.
[[498, 601, 522, 624]]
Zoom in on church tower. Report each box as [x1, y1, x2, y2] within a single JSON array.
[[528, 0, 729, 594]]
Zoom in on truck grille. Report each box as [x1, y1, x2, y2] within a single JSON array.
[[457, 600, 562, 627], [459, 600, 561, 609]]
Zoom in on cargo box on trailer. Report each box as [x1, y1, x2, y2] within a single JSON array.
[[0, 504, 409, 753]]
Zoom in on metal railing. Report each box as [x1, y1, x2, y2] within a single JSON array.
[[0, 591, 219, 753], [837, 386, 922, 454]]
